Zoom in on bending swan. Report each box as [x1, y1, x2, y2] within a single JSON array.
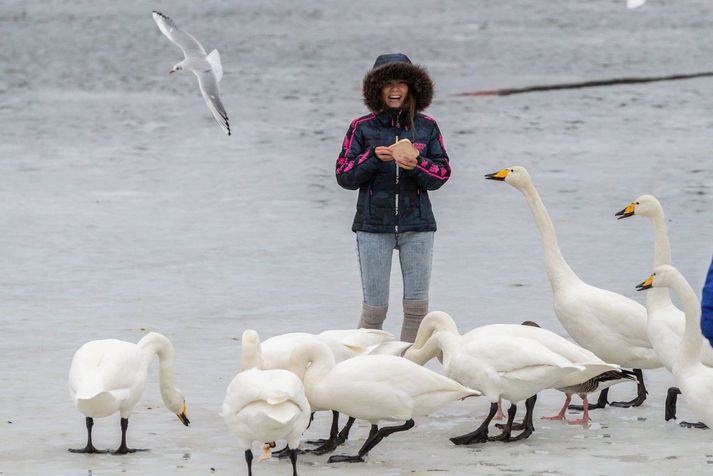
[[223, 330, 311, 475], [68, 332, 189, 454], [288, 340, 480, 462]]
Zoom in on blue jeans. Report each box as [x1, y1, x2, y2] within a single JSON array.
[[356, 231, 434, 307]]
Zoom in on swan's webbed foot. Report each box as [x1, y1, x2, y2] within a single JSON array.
[[610, 369, 647, 408], [450, 427, 488, 445], [495, 421, 524, 431], [277, 447, 304, 459], [328, 454, 365, 463], [305, 438, 327, 445], [609, 393, 646, 408], [680, 421, 708, 429], [68, 444, 108, 454], [508, 426, 533, 441], [111, 445, 148, 455], [488, 429, 512, 442], [306, 438, 339, 455]]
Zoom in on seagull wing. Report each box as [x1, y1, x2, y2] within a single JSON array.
[[195, 69, 231, 136], [152, 11, 207, 59]]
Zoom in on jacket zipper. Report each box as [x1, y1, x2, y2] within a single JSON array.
[[394, 134, 399, 233]]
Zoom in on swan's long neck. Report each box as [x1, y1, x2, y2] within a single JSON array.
[[240, 338, 263, 371], [411, 312, 459, 350], [646, 210, 674, 308], [670, 274, 702, 368], [288, 343, 334, 391], [138, 333, 179, 404], [406, 331, 456, 366], [519, 182, 578, 289], [649, 208, 672, 267]]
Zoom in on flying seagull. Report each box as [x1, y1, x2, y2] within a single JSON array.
[[152, 11, 230, 136]]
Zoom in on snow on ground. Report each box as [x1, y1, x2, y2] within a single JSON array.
[[1, 0, 712, 474]]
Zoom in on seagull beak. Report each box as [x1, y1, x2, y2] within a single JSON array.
[[615, 203, 636, 220], [177, 402, 190, 426], [169, 69, 176, 74], [636, 275, 654, 291], [485, 169, 509, 181]]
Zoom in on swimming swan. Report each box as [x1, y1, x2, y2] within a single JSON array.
[[405, 311, 600, 442], [637, 265, 713, 428], [486, 166, 661, 408], [288, 340, 480, 463], [222, 329, 310, 475], [68, 332, 189, 454]]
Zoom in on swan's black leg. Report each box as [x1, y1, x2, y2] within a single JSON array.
[[451, 402, 498, 445], [665, 387, 680, 421], [309, 412, 355, 455], [570, 388, 609, 411], [306, 410, 338, 445], [69, 417, 108, 454], [489, 403, 517, 442], [112, 418, 148, 455], [245, 449, 253, 476], [510, 394, 537, 441], [610, 369, 647, 407], [336, 416, 356, 444], [289, 448, 299, 476], [328, 420, 414, 463]]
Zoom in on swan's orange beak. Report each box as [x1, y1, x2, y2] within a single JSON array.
[[636, 274, 654, 291], [485, 169, 509, 181], [177, 401, 190, 426], [615, 202, 636, 220]]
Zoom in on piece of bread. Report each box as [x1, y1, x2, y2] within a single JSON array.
[[388, 138, 419, 160]]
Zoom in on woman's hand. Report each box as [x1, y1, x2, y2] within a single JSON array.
[[394, 155, 417, 170], [374, 146, 394, 161]]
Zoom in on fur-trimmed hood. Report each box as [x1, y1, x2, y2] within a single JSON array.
[[363, 53, 433, 113]]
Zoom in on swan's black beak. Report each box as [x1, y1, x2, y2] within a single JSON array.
[[615, 203, 636, 220], [485, 169, 508, 181], [636, 275, 654, 291], [177, 402, 190, 426]]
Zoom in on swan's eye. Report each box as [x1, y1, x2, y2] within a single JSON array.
[[510, 169, 514, 172], [635, 201, 639, 205]]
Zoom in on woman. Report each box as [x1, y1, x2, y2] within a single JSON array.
[[335, 53, 451, 342]]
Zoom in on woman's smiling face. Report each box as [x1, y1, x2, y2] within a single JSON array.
[[382, 80, 409, 109]]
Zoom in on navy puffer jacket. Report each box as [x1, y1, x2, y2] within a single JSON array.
[[335, 54, 451, 233]]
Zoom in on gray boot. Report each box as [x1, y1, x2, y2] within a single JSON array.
[[401, 298, 429, 342], [358, 303, 388, 329]]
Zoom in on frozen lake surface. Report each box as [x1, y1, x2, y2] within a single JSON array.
[[1, 0, 712, 474]]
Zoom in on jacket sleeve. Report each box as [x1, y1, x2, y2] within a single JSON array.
[[335, 119, 380, 190], [404, 120, 451, 190], [701, 255, 713, 347]]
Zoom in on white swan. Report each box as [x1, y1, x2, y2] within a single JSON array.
[[405, 311, 618, 442], [222, 330, 310, 475], [288, 340, 480, 463], [242, 328, 400, 454], [637, 265, 713, 428], [616, 195, 713, 369], [486, 166, 661, 408], [68, 332, 189, 454]]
